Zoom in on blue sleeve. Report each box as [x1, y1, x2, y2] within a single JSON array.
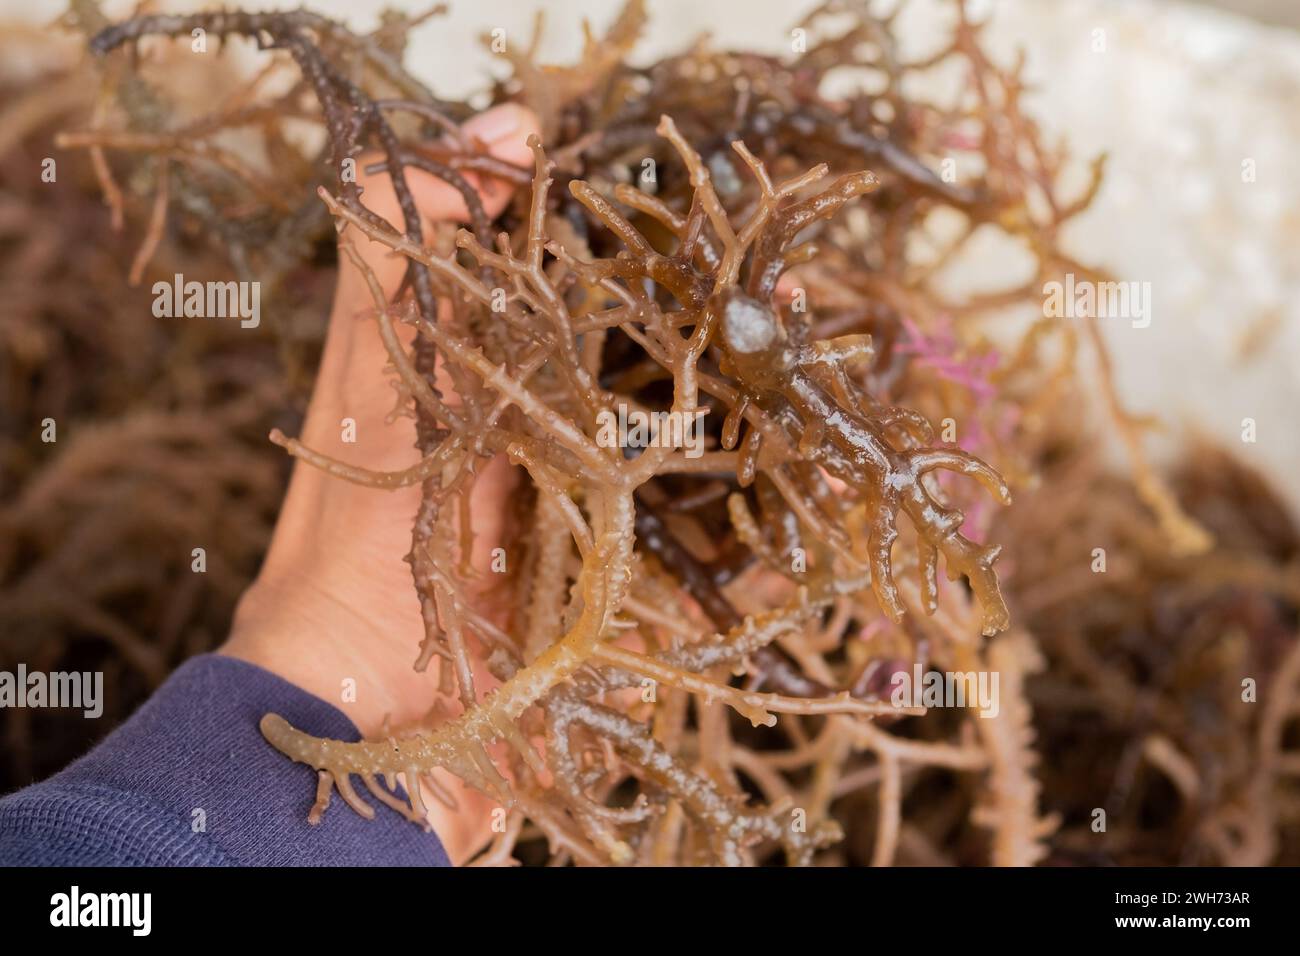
[[0, 654, 450, 866]]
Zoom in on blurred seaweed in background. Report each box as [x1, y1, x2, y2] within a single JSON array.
[[0, 13, 330, 787]]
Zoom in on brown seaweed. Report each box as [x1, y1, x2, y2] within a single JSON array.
[[14, 0, 1295, 867]]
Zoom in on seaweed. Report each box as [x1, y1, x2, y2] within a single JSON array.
[[20, 0, 1296, 866]]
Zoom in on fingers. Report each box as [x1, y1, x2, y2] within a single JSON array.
[[402, 104, 539, 227], [306, 105, 540, 471], [330, 104, 539, 307]]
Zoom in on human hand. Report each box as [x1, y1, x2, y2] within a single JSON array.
[[222, 103, 540, 863]]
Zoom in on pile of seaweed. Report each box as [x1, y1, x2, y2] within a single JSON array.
[[2, 0, 1296, 865]]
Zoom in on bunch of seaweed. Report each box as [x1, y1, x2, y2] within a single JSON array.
[[26, 0, 1300, 865]]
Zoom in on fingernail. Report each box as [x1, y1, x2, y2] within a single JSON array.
[[465, 105, 522, 145]]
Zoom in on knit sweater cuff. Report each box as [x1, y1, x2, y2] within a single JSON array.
[[0, 654, 449, 866]]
